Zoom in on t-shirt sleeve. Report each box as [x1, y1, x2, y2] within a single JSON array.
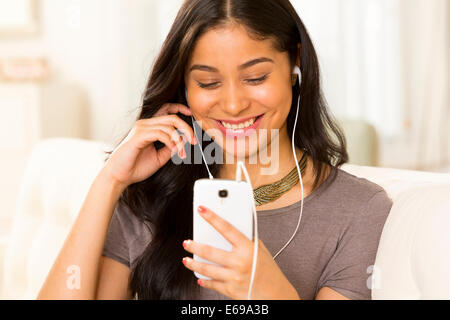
[[102, 201, 131, 268], [317, 189, 393, 300]]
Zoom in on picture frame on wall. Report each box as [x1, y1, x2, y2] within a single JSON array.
[[0, 0, 38, 36]]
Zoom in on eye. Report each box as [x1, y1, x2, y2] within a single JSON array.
[[245, 74, 269, 84], [196, 74, 269, 89], [197, 81, 219, 89]]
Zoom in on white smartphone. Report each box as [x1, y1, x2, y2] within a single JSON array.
[[193, 178, 254, 280]]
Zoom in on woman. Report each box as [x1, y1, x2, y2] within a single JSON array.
[[38, 0, 392, 300]]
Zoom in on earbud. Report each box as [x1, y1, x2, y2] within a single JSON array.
[[292, 65, 301, 86]]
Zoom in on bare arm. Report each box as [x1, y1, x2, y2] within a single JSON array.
[[37, 104, 196, 299], [315, 287, 351, 300], [96, 256, 133, 299], [37, 168, 126, 299]]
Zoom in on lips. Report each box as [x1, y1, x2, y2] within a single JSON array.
[[215, 114, 264, 137], [216, 114, 262, 124]]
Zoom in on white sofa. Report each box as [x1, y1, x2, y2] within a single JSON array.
[[1, 137, 450, 299]]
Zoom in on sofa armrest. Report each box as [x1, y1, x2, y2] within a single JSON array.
[[372, 184, 450, 299]]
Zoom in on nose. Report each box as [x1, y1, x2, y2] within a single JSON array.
[[221, 81, 250, 117]]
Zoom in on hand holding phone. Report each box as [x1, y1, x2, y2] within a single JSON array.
[[193, 178, 254, 280]]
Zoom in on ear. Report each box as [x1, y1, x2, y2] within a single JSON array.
[[291, 66, 300, 86]]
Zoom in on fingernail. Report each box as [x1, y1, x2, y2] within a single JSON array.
[[182, 257, 188, 265], [178, 147, 184, 158], [183, 240, 191, 248], [197, 205, 206, 213], [197, 279, 203, 286]]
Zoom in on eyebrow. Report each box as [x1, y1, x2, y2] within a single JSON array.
[[188, 57, 274, 73]]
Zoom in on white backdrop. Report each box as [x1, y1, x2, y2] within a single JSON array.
[[291, 0, 449, 170]]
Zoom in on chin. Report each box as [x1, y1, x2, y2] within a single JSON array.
[[224, 146, 258, 162], [216, 134, 269, 164]]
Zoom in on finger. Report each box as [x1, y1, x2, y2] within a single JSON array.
[[134, 127, 178, 154], [183, 239, 234, 268], [182, 257, 232, 282], [154, 103, 192, 117], [196, 206, 251, 248], [149, 124, 187, 158], [169, 130, 188, 159], [147, 114, 196, 145], [166, 104, 193, 117]]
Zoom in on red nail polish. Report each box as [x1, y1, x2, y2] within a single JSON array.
[[197, 206, 206, 213], [197, 279, 202, 286], [182, 257, 188, 265]]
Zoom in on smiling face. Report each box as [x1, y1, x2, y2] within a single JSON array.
[[184, 22, 295, 160]]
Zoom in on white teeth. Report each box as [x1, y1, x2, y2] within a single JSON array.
[[221, 117, 256, 130]]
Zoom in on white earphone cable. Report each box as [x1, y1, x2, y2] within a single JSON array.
[[191, 117, 214, 180], [273, 73, 304, 260], [235, 161, 259, 300]]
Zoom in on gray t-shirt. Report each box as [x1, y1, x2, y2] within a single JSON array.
[[102, 166, 392, 300]]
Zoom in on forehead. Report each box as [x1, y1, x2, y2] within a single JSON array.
[[187, 24, 284, 69]]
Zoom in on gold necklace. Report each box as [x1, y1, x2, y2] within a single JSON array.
[[253, 152, 307, 206]]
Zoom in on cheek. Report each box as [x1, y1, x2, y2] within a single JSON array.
[[255, 85, 292, 116], [189, 94, 214, 116]]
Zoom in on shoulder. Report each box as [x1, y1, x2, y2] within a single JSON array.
[[320, 166, 393, 226], [331, 166, 392, 205], [314, 168, 393, 300]]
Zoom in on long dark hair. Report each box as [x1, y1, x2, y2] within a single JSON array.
[[104, 0, 348, 300]]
